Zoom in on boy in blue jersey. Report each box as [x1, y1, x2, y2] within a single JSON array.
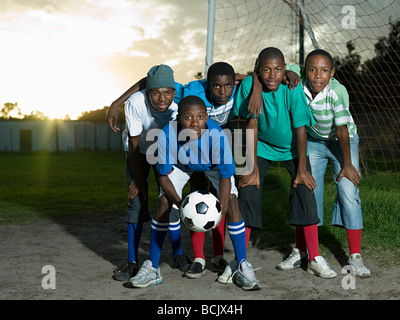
[[127, 95, 261, 291], [107, 63, 244, 280], [106, 63, 298, 278]]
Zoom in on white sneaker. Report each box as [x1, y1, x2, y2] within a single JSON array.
[[234, 259, 261, 291], [277, 248, 308, 271], [217, 260, 237, 284], [348, 253, 371, 278], [307, 256, 337, 279], [128, 260, 162, 288]]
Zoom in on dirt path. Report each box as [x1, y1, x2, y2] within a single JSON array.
[[1, 214, 399, 303]]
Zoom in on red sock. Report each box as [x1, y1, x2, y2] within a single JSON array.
[[303, 224, 319, 262], [245, 227, 251, 248], [347, 229, 361, 255], [212, 216, 226, 257], [190, 230, 205, 260], [295, 226, 307, 253]]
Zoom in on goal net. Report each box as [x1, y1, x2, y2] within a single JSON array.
[[211, 0, 400, 178]]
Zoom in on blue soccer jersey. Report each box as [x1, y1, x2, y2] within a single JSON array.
[[156, 119, 236, 178]]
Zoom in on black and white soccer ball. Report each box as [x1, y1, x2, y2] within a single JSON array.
[[180, 190, 222, 232]]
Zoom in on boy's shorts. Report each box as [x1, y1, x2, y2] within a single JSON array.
[[125, 153, 180, 224], [159, 163, 238, 212], [238, 156, 320, 229]]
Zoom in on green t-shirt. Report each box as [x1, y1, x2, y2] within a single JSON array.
[[233, 76, 315, 161]]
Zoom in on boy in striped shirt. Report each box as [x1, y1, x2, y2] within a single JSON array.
[[284, 49, 370, 277]]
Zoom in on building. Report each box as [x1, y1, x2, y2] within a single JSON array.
[[0, 121, 124, 152]]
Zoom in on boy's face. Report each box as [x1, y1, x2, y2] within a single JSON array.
[[306, 54, 335, 96], [148, 87, 175, 112], [179, 104, 208, 139], [258, 58, 285, 92], [208, 74, 235, 105]]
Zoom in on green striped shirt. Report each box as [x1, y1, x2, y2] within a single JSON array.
[[288, 64, 357, 140]]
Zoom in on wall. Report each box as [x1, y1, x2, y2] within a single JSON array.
[[0, 121, 124, 152]]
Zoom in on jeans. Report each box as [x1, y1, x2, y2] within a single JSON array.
[[307, 134, 363, 229]]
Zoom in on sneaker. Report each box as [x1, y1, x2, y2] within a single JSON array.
[[127, 260, 162, 288], [173, 255, 192, 272], [348, 253, 371, 278], [217, 260, 237, 284], [233, 259, 261, 291], [211, 255, 228, 273], [307, 256, 337, 279], [184, 258, 206, 279], [112, 261, 139, 281], [276, 248, 308, 271]]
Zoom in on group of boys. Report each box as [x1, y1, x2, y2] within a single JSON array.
[[106, 46, 370, 292]]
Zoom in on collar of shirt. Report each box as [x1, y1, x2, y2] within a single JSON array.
[[303, 79, 332, 103]]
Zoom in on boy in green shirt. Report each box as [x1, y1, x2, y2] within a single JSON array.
[[234, 47, 336, 278]]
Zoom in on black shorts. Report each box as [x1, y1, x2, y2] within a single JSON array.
[[238, 156, 320, 229]]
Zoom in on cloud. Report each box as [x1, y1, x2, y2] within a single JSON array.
[[0, 0, 210, 119]]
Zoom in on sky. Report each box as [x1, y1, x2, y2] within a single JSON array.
[[1, 0, 398, 120], [0, 0, 209, 120]]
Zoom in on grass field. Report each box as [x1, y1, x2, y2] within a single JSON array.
[[1, 151, 399, 265]]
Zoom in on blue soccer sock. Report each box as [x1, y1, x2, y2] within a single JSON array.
[[127, 223, 143, 263], [149, 219, 169, 269], [227, 219, 246, 266], [169, 220, 182, 258]]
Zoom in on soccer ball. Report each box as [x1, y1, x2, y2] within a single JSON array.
[[180, 190, 222, 232]]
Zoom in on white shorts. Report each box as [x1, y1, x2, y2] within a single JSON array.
[[159, 164, 238, 210]]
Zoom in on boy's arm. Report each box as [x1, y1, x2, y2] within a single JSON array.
[[336, 125, 360, 188], [247, 70, 300, 119], [127, 135, 148, 201], [247, 59, 263, 119], [238, 118, 260, 189], [293, 126, 316, 191], [158, 173, 183, 208], [106, 77, 147, 132]]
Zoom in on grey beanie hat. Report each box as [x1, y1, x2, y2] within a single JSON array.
[[146, 64, 176, 91]]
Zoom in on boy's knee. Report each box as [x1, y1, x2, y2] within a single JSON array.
[[227, 194, 242, 222], [156, 195, 172, 222]]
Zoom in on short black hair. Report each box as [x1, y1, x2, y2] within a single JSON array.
[[178, 95, 207, 115], [258, 47, 285, 65], [207, 62, 235, 82], [305, 49, 334, 69]]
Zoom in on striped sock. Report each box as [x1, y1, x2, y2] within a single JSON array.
[[227, 219, 246, 265], [127, 223, 143, 262], [149, 219, 169, 269], [169, 220, 182, 258]]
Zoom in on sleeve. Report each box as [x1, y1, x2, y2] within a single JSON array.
[[173, 82, 184, 104], [289, 85, 315, 128], [156, 124, 176, 175], [287, 63, 302, 77], [331, 81, 353, 127], [182, 79, 208, 100], [124, 96, 144, 138], [233, 76, 252, 118]]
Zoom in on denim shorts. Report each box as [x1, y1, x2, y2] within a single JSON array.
[[307, 134, 363, 229]]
